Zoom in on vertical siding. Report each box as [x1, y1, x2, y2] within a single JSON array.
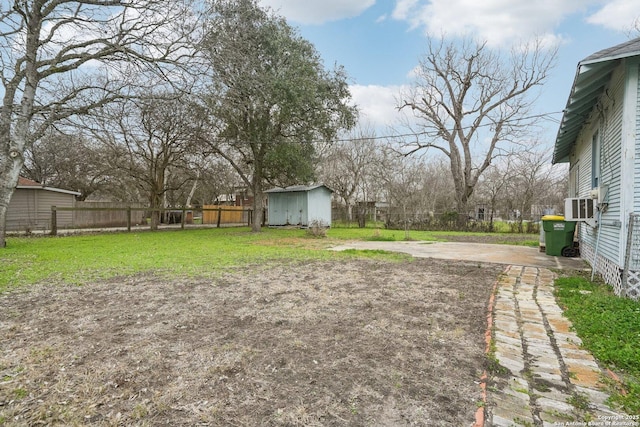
[[307, 188, 332, 226], [39, 192, 75, 228], [268, 192, 304, 226], [6, 189, 75, 231], [6, 189, 37, 231]]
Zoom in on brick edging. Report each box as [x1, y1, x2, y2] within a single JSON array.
[[473, 265, 512, 427]]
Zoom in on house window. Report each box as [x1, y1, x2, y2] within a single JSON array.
[[570, 163, 579, 197], [591, 130, 600, 189]]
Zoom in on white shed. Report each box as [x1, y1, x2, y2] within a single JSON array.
[[265, 184, 333, 227]]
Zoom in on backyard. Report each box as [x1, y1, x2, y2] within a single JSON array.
[[1, 227, 637, 425], [0, 228, 507, 426]]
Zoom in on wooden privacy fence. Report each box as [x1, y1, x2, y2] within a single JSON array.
[[73, 201, 146, 227], [49, 206, 257, 235], [202, 205, 245, 225]]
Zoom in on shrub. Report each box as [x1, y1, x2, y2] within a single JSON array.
[[306, 220, 328, 238]]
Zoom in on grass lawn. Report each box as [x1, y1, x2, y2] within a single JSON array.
[[0, 226, 538, 292], [0, 227, 504, 426], [555, 274, 640, 414], [2, 225, 638, 420]]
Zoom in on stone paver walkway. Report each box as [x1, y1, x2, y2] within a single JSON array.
[[487, 265, 633, 426]]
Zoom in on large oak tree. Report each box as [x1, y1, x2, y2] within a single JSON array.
[[200, 0, 356, 231], [87, 96, 207, 229]]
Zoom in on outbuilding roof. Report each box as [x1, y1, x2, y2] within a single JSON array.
[[553, 37, 640, 164], [265, 184, 333, 194], [16, 176, 81, 196]]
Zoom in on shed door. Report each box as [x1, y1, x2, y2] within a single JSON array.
[[283, 193, 304, 225]]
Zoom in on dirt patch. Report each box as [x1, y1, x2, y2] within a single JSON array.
[[0, 258, 503, 426]]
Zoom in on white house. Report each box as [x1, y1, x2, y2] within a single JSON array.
[[553, 37, 640, 299]]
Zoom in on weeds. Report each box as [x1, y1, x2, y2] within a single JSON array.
[[567, 392, 590, 411], [555, 274, 640, 414], [305, 220, 328, 238]]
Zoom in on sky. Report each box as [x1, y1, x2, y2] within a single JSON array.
[[258, 0, 640, 148]]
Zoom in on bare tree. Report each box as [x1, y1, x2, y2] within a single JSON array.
[[0, 0, 202, 247], [319, 128, 381, 222], [399, 38, 556, 220], [476, 161, 514, 230], [22, 130, 110, 200], [503, 149, 566, 229], [200, 0, 356, 231], [88, 96, 206, 229]]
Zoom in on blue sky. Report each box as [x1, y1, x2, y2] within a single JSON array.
[[259, 0, 640, 147]]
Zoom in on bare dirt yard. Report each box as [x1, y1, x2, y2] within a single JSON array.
[[1, 258, 503, 426]]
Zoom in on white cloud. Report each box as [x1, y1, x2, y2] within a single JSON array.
[[259, 0, 375, 25], [392, 0, 420, 21], [350, 84, 413, 131], [587, 0, 640, 32], [392, 0, 591, 47]]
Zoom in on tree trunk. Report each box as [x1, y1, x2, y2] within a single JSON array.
[[186, 172, 199, 207], [251, 179, 264, 232], [149, 191, 163, 231], [0, 144, 24, 248]]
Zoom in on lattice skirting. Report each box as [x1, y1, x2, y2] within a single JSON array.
[[580, 243, 624, 296], [623, 214, 640, 300], [625, 270, 640, 299]]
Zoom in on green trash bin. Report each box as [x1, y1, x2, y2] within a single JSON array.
[[541, 215, 576, 256]]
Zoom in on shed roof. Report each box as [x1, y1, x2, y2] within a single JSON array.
[[552, 37, 640, 164], [265, 184, 333, 194], [16, 176, 81, 196]]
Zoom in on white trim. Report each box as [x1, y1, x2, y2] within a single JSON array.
[[621, 59, 639, 266], [16, 185, 81, 196]]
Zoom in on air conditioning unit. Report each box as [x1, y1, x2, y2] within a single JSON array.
[[564, 198, 597, 227]]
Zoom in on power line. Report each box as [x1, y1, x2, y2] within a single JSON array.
[[329, 111, 564, 144]]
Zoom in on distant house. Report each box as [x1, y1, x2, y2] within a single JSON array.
[[7, 177, 80, 231], [552, 37, 640, 299], [265, 184, 333, 227]]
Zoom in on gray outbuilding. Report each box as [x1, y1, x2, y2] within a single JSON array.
[[7, 177, 80, 231], [265, 184, 332, 228]]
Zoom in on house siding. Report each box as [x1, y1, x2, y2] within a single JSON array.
[[7, 188, 75, 231], [6, 189, 38, 230], [555, 39, 640, 297], [598, 69, 625, 266], [572, 63, 625, 268]]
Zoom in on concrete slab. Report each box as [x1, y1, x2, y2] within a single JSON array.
[[330, 241, 589, 270]]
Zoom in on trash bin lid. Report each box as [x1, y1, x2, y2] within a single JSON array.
[[541, 215, 565, 221]]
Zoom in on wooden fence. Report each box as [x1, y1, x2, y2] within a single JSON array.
[[202, 205, 246, 225], [73, 201, 146, 227], [49, 206, 257, 235]]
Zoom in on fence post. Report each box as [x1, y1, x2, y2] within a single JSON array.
[[248, 209, 252, 227], [127, 206, 132, 232], [181, 208, 186, 229], [263, 208, 267, 227], [50, 206, 57, 236], [217, 207, 222, 228]]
